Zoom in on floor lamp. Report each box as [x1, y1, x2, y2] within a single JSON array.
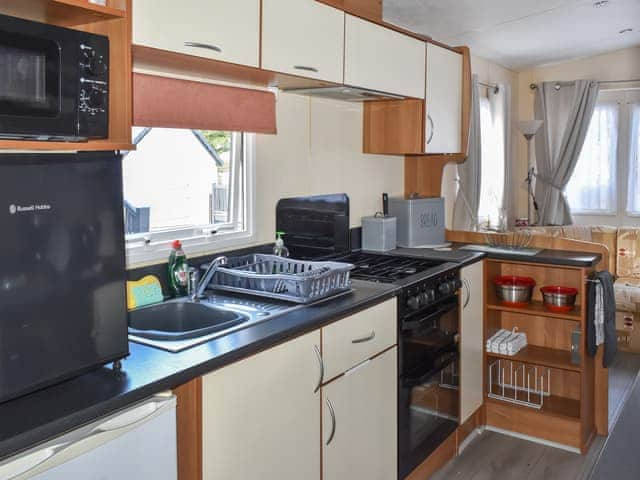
[[517, 120, 543, 225]]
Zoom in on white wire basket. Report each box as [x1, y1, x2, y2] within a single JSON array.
[[488, 359, 550, 409]]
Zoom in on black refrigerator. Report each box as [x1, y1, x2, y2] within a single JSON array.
[[0, 152, 129, 403]]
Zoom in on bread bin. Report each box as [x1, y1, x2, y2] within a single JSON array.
[[388, 196, 446, 248]]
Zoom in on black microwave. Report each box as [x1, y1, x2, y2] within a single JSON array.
[[0, 14, 109, 142]]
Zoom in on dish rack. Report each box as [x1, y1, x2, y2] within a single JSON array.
[[488, 359, 551, 409], [206, 254, 354, 304]]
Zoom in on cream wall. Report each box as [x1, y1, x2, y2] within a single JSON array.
[[254, 93, 405, 245], [442, 55, 521, 228], [516, 46, 640, 225]]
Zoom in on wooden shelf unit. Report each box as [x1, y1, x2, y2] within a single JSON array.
[[483, 258, 595, 453], [0, 0, 133, 152], [487, 345, 580, 373]]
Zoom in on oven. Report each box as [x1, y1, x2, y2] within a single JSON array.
[[398, 272, 460, 479], [0, 14, 109, 141]]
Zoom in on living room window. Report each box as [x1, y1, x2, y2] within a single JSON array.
[[123, 127, 255, 264], [566, 89, 640, 225], [565, 100, 619, 214]]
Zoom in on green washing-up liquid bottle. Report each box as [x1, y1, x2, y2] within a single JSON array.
[[168, 240, 189, 297]]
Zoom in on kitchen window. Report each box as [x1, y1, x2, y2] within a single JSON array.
[[566, 89, 640, 224], [123, 127, 255, 264]]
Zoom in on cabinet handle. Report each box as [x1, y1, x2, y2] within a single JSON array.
[[352, 331, 376, 344], [427, 114, 435, 145], [184, 42, 222, 53], [463, 279, 471, 309], [293, 65, 319, 73], [326, 398, 336, 446], [314, 345, 324, 393]]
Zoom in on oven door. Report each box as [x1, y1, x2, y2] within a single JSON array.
[[0, 15, 79, 140], [399, 297, 460, 478]]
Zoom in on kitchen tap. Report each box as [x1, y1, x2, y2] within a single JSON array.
[[195, 256, 228, 300]]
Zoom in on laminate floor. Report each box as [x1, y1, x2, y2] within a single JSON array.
[[430, 352, 640, 480]]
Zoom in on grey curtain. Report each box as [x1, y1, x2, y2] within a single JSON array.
[[489, 83, 512, 229], [534, 80, 599, 225], [453, 74, 481, 230]]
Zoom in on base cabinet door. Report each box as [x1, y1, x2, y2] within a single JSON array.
[[201, 330, 321, 480], [323, 347, 398, 480], [460, 261, 484, 423]]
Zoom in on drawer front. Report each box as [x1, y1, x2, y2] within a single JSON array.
[[323, 298, 397, 380]]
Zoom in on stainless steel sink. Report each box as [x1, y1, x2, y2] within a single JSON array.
[[128, 302, 249, 341], [128, 294, 302, 352]]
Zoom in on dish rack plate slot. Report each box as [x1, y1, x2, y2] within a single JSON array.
[[488, 359, 551, 410]]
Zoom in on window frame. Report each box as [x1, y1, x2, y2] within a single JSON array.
[[567, 89, 640, 226], [124, 132, 257, 267]]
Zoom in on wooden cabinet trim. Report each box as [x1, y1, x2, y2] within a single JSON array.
[[174, 377, 203, 480]]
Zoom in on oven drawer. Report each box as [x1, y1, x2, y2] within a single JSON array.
[[322, 298, 397, 380]]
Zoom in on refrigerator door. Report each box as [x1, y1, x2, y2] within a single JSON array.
[[0, 394, 177, 480], [0, 152, 128, 403]]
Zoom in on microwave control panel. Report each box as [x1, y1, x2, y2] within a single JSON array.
[[78, 34, 109, 139]]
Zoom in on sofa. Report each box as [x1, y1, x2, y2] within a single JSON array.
[[522, 225, 640, 351]]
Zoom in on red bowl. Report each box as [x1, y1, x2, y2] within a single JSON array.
[[540, 286, 578, 312], [494, 276, 536, 287]]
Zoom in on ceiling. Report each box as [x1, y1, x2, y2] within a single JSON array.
[[383, 0, 640, 70]]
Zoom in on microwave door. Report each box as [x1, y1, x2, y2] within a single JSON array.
[[0, 15, 79, 140]]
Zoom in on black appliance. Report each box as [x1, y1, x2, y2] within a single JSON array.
[[0, 14, 109, 141], [336, 252, 461, 478], [276, 193, 350, 259], [0, 152, 128, 403]]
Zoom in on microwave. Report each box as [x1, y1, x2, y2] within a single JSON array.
[[0, 14, 109, 141]]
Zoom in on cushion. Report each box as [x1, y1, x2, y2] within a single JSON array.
[[592, 226, 618, 275], [561, 225, 593, 242], [617, 228, 640, 279], [614, 277, 640, 313]]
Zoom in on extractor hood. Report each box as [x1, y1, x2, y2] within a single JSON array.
[[283, 85, 406, 102]]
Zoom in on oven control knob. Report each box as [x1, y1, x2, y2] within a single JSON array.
[[438, 283, 452, 295], [418, 292, 429, 305], [407, 295, 422, 311], [425, 288, 436, 303]]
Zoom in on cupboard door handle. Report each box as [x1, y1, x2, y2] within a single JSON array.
[[352, 331, 376, 344], [184, 42, 222, 53], [326, 398, 336, 446], [294, 65, 319, 73], [314, 345, 324, 393], [427, 114, 435, 145], [463, 279, 471, 309]]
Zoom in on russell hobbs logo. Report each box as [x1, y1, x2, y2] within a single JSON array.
[[8, 204, 52, 215]]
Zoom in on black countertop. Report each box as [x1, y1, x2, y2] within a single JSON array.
[[390, 245, 601, 268], [0, 280, 399, 462]]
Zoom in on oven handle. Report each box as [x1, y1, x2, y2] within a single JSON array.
[[402, 301, 458, 331], [401, 352, 458, 388]]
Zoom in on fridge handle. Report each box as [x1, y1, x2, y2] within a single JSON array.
[[0, 394, 175, 480]]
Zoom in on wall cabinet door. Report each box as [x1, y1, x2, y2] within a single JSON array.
[[345, 15, 425, 99], [133, 0, 260, 67], [261, 0, 345, 83], [201, 330, 321, 480], [323, 347, 397, 480], [425, 43, 463, 153], [460, 261, 484, 423]]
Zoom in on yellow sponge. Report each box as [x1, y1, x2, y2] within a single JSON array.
[[127, 275, 163, 310]]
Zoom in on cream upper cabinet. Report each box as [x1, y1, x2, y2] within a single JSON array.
[[425, 43, 463, 153], [201, 330, 321, 480], [460, 261, 484, 423], [323, 347, 398, 480], [133, 0, 260, 67], [345, 15, 426, 99], [261, 0, 345, 83]]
